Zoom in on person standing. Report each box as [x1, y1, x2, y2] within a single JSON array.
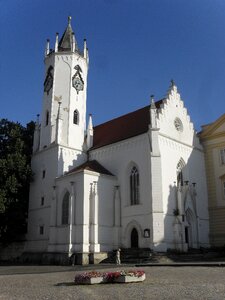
[[116, 248, 121, 265]]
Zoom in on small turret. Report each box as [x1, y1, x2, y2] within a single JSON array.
[[150, 95, 158, 129], [72, 32, 76, 52], [45, 39, 50, 57], [55, 33, 59, 53], [87, 114, 93, 149], [84, 39, 87, 59]]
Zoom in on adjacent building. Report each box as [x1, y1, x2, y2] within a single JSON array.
[[200, 114, 225, 247]]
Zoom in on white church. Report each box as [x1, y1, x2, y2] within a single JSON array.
[[26, 17, 209, 264]]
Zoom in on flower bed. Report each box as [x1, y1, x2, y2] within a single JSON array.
[[74, 270, 145, 285]]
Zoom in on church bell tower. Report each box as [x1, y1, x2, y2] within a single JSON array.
[[35, 16, 89, 152]]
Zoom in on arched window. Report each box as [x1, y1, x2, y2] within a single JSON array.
[[62, 191, 70, 225], [46, 111, 49, 126], [73, 110, 79, 125], [130, 166, 139, 205]]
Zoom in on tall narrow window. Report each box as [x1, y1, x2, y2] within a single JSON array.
[[130, 166, 139, 205], [62, 191, 70, 225], [220, 149, 225, 165], [46, 111, 49, 126], [73, 110, 79, 125], [177, 170, 183, 187], [223, 181, 225, 198]]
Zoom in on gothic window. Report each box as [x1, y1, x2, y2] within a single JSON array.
[[177, 170, 183, 187], [73, 110, 79, 125], [62, 191, 70, 225], [220, 149, 225, 165], [42, 170, 46, 179], [130, 166, 140, 205], [46, 111, 49, 126]]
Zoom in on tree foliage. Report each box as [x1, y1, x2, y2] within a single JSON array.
[[0, 119, 34, 243]]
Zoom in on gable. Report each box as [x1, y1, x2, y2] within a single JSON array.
[[156, 84, 198, 146], [200, 113, 225, 139]]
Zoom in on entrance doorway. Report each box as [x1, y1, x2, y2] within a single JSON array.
[[131, 228, 139, 248]]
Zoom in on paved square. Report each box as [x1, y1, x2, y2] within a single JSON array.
[[0, 265, 225, 299]]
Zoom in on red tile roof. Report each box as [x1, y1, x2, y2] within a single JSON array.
[[92, 100, 163, 150], [67, 160, 113, 176]]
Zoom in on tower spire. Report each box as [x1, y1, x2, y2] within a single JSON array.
[[58, 16, 77, 52]]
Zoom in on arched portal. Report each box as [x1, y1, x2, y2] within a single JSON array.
[[131, 228, 139, 248]]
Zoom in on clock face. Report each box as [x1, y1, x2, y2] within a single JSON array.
[[72, 77, 84, 93], [174, 118, 183, 132]]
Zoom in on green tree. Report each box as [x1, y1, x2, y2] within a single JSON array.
[[0, 119, 34, 244]]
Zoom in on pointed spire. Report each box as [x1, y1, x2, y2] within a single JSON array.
[[55, 33, 59, 52], [84, 38, 87, 58], [72, 32, 75, 52], [150, 94, 156, 109], [149, 95, 158, 129], [45, 39, 50, 56], [58, 16, 77, 52], [87, 114, 93, 149]]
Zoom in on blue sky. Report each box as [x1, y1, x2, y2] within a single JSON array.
[[1, 0, 225, 130]]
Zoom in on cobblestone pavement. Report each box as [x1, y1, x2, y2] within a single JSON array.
[[0, 265, 225, 300]]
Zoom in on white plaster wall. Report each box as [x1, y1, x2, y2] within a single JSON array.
[[157, 86, 209, 248], [40, 52, 88, 151], [83, 171, 116, 251], [90, 134, 153, 249], [53, 172, 84, 252], [213, 147, 225, 206], [27, 145, 59, 251]]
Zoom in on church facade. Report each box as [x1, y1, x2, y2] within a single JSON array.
[[26, 17, 209, 264]]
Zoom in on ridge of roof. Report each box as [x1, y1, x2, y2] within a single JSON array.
[[67, 160, 114, 176], [91, 99, 163, 150]]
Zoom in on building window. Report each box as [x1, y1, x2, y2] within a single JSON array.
[[46, 111, 49, 126], [42, 170, 46, 179], [62, 191, 70, 225], [177, 170, 184, 186], [220, 149, 225, 165], [39, 225, 44, 235], [41, 197, 44, 206], [73, 110, 79, 125], [130, 166, 139, 205]]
